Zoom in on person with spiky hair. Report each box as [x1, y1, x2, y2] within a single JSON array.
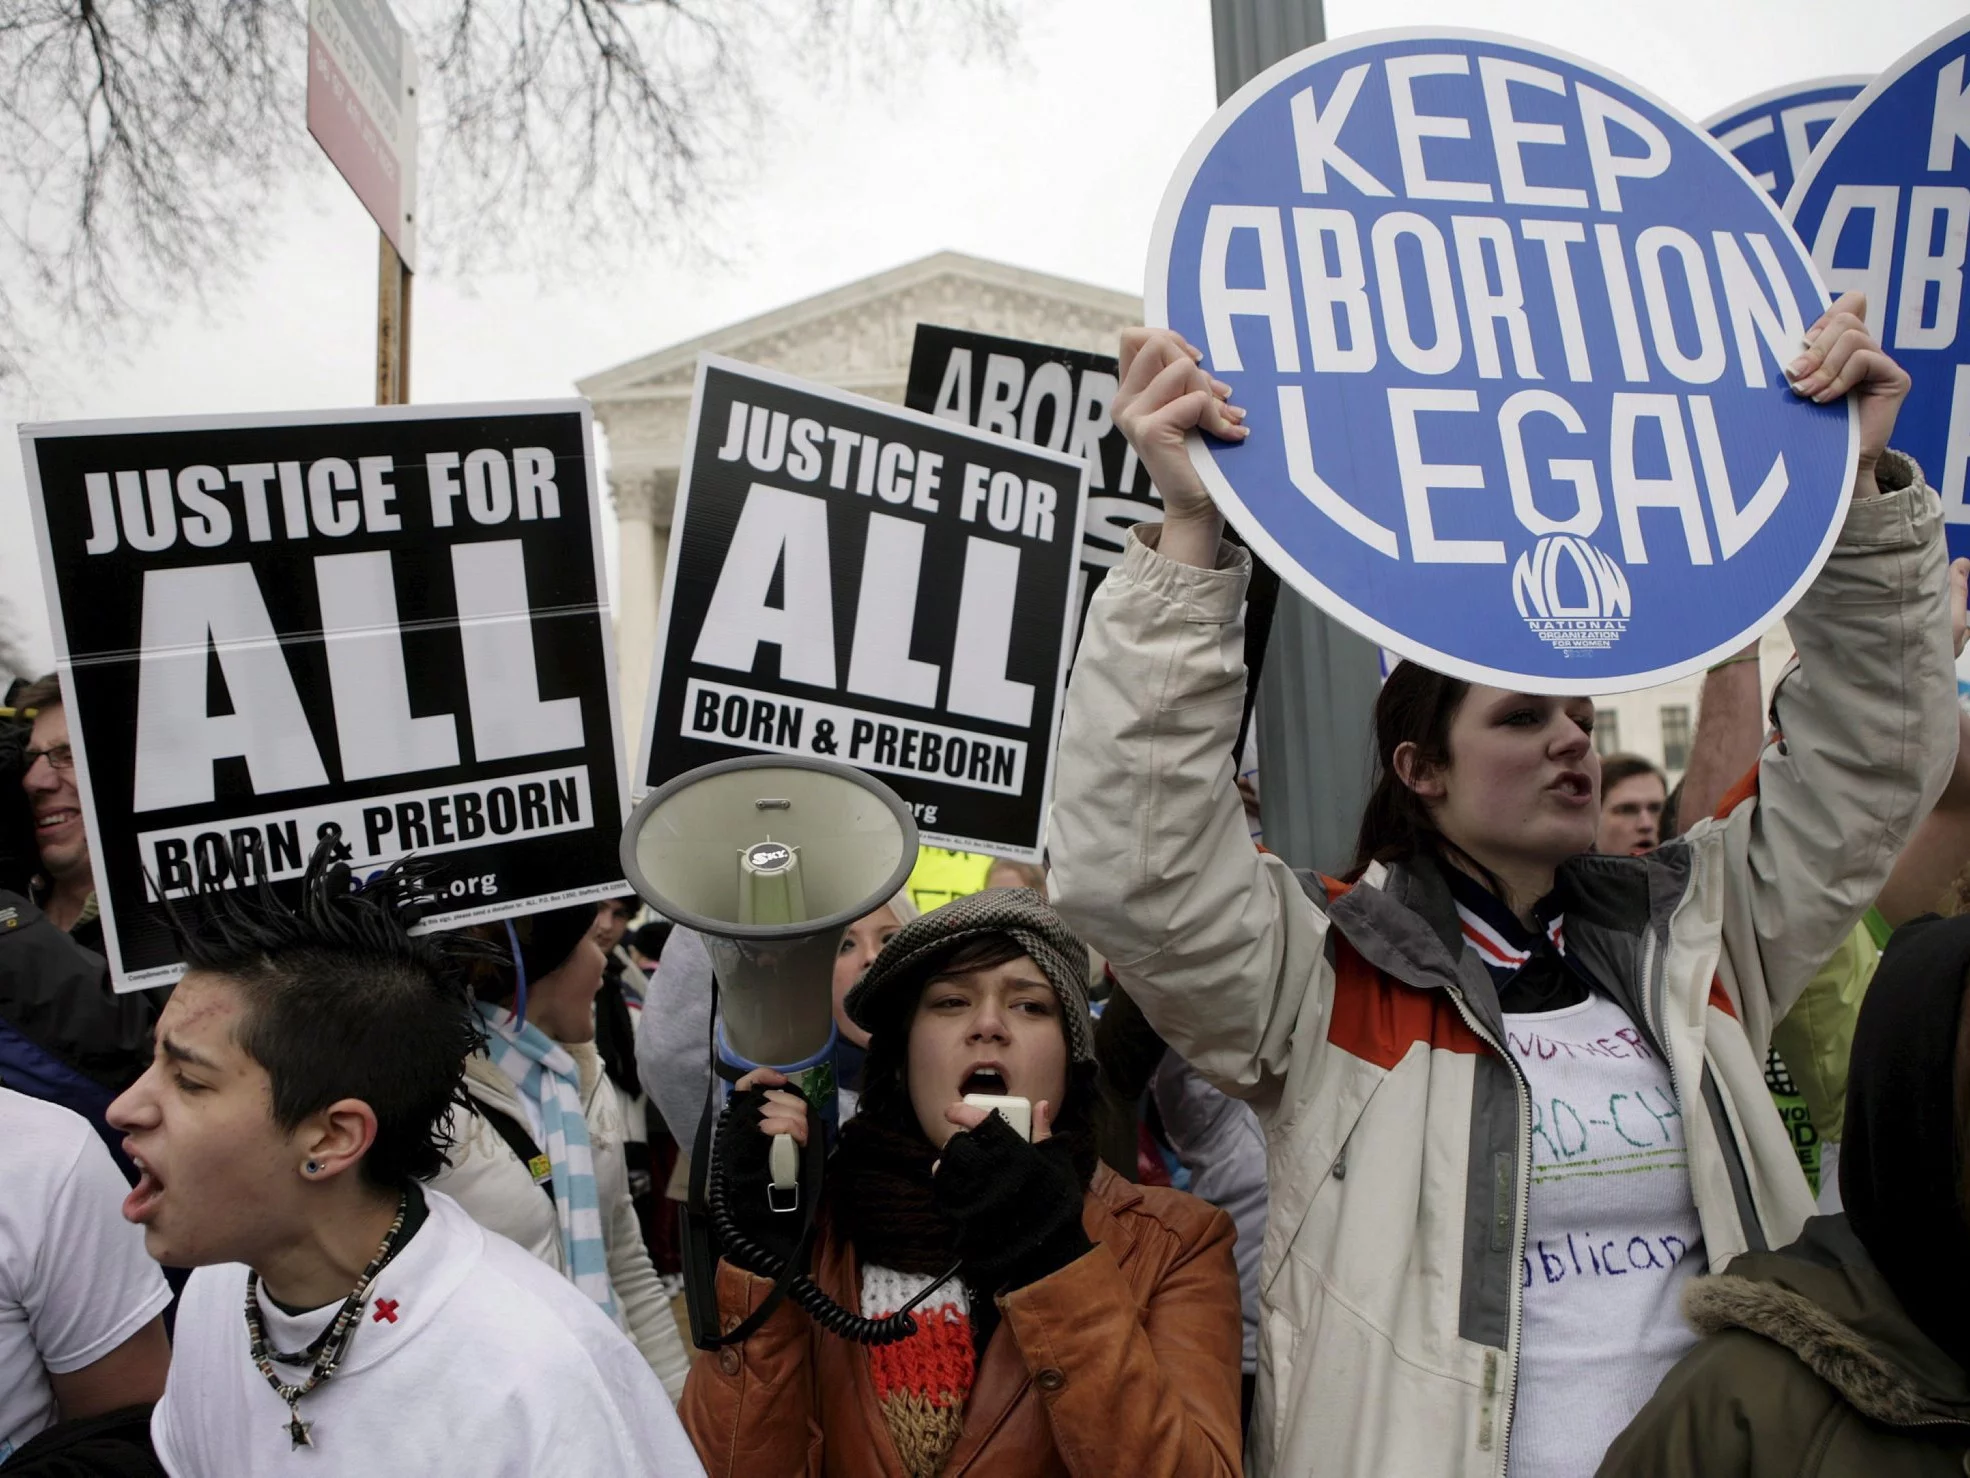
[[107, 844, 704, 1477]]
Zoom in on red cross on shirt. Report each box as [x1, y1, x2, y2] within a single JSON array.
[[372, 1299, 400, 1324]]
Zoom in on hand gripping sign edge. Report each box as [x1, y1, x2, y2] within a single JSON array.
[[1145, 25, 1857, 696]]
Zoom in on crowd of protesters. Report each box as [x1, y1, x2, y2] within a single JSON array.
[[4, 297, 1970, 1478]]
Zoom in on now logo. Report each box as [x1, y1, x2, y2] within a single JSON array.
[[1513, 536, 1632, 655], [1513, 536, 1632, 620]]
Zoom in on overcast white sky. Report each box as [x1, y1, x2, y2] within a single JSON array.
[[3, 0, 1962, 676]]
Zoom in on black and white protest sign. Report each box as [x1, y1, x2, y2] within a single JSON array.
[[904, 325, 1161, 577], [904, 323, 1282, 755], [639, 356, 1088, 860], [21, 402, 630, 990]]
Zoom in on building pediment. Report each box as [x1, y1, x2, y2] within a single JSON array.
[[578, 250, 1141, 406]]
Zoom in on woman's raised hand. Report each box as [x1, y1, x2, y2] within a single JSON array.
[[1115, 327, 1246, 567], [1786, 292, 1911, 499]]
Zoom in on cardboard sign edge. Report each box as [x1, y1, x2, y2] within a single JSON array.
[[1698, 75, 1874, 135]]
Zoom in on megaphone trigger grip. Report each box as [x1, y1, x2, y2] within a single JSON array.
[[768, 1134, 800, 1211]]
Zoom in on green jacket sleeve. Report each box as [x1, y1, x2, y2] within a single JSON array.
[[1770, 917, 1882, 1145]]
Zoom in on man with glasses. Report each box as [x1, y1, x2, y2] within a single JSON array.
[[2, 674, 158, 1175], [14, 675, 97, 948]]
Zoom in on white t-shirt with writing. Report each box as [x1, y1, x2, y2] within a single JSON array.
[[152, 1188, 703, 1477], [0, 1088, 172, 1463], [1504, 993, 1706, 1478]]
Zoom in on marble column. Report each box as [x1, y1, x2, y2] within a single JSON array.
[[610, 470, 670, 782]]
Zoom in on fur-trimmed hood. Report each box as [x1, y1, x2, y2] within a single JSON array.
[[1684, 1215, 1970, 1430]]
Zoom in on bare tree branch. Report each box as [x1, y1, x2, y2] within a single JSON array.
[[0, 1, 302, 382], [0, 0, 1019, 381]]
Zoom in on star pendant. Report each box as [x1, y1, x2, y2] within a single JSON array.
[[287, 1414, 313, 1449]]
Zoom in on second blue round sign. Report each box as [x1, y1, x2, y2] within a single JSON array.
[[1788, 17, 1970, 561]]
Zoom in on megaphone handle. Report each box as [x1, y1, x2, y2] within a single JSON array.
[[707, 1098, 959, 1347], [769, 1132, 800, 1193]]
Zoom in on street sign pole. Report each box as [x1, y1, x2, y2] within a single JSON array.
[[307, 0, 418, 407], [1208, 0, 1382, 875], [377, 232, 412, 405]]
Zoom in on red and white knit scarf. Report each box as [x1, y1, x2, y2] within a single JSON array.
[[861, 1265, 973, 1478]]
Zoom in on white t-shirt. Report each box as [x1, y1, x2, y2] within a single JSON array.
[[1504, 993, 1706, 1478], [152, 1188, 703, 1477], [0, 1087, 172, 1463]]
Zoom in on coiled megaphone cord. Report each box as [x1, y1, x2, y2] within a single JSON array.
[[707, 1101, 962, 1347]]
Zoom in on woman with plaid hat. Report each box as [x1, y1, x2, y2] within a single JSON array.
[[678, 887, 1243, 1477]]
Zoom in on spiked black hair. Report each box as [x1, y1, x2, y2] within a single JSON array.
[[168, 842, 494, 1190]]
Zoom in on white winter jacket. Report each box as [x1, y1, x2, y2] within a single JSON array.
[[1047, 461, 1957, 1478], [432, 1042, 692, 1399]]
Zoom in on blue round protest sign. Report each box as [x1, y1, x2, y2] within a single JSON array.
[[1149, 29, 1855, 693], [1788, 18, 1970, 560], [1706, 77, 1868, 205]]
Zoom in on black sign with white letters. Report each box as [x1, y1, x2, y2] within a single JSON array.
[[641, 357, 1088, 860], [905, 324, 1280, 754], [21, 402, 630, 990], [904, 324, 1162, 586]]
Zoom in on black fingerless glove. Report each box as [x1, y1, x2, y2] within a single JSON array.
[[933, 1112, 1092, 1296], [714, 1087, 805, 1272]]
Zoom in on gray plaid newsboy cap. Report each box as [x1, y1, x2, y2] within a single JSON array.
[[844, 887, 1095, 1063]]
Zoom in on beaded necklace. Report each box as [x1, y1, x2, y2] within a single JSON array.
[[243, 1191, 409, 1449]]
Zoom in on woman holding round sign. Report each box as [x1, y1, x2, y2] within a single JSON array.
[[1045, 30, 1962, 1478]]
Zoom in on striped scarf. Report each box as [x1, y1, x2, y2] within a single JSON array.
[[474, 1002, 618, 1318], [1456, 902, 1566, 978], [861, 1265, 972, 1478]]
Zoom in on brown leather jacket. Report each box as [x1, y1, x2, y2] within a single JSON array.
[[681, 1163, 1243, 1477]]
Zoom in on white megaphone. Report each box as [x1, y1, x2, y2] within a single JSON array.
[[621, 755, 984, 1352], [619, 755, 918, 1176]]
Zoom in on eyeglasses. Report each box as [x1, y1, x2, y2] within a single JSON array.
[[24, 744, 74, 773]]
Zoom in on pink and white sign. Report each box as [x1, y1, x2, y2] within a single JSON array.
[[307, 0, 418, 266]]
